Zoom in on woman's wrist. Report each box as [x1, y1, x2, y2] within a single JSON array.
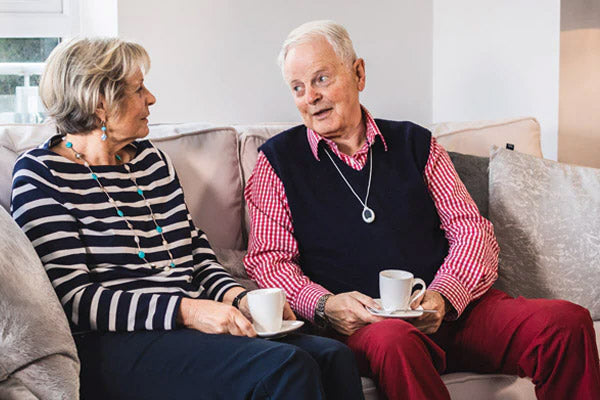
[[176, 297, 193, 327], [222, 286, 246, 305]]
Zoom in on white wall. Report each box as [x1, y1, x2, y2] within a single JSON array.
[[433, 0, 561, 159], [118, 0, 433, 125], [80, 0, 118, 37]]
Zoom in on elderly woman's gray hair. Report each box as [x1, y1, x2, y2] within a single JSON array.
[[278, 20, 357, 75], [40, 37, 150, 134]]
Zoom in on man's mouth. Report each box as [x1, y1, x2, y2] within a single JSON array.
[[313, 108, 332, 117]]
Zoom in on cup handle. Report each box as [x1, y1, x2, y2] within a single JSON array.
[[410, 278, 427, 306]]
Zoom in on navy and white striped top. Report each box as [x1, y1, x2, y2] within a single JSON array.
[[11, 135, 241, 333]]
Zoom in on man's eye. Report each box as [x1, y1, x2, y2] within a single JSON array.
[[293, 86, 302, 92], [318, 76, 328, 82]]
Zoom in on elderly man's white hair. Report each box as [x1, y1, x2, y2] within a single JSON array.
[[278, 20, 358, 75]]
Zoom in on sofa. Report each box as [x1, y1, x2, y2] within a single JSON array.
[[0, 116, 598, 400]]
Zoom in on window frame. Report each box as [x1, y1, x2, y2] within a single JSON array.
[[0, 0, 79, 38]]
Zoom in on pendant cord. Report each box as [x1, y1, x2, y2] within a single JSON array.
[[324, 144, 373, 210]]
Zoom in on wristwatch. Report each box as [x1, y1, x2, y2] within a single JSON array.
[[314, 294, 333, 328], [232, 290, 249, 309]]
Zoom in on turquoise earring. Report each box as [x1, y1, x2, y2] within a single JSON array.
[[100, 122, 107, 141]]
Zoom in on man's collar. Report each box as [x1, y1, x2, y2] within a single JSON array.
[[306, 106, 388, 161]]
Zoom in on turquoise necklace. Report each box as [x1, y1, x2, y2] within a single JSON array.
[[63, 136, 177, 271]]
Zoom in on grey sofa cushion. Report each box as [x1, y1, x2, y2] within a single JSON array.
[[0, 207, 80, 399], [489, 147, 600, 319], [448, 151, 489, 219]]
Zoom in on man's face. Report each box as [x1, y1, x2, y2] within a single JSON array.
[[284, 37, 365, 140]]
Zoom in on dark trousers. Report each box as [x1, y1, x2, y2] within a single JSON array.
[[75, 329, 364, 400], [343, 288, 600, 400]]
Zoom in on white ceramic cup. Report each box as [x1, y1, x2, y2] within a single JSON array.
[[379, 270, 426, 312], [247, 288, 286, 332]]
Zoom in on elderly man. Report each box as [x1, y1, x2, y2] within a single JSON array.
[[244, 20, 600, 400]]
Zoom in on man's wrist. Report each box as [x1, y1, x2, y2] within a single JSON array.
[[314, 294, 333, 327], [440, 294, 454, 315]]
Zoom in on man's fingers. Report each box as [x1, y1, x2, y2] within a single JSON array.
[[283, 303, 297, 320], [410, 293, 425, 309], [350, 291, 380, 309]]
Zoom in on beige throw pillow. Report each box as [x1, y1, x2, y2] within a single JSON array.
[[489, 147, 600, 319]]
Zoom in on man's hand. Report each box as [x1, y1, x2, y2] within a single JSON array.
[[283, 301, 297, 320], [324, 291, 385, 336], [409, 290, 450, 334]]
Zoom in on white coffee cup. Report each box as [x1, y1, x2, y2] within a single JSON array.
[[247, 288, 286, 332], [379, 270, 426, 312]]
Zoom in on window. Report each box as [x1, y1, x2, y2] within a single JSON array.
[[0, 38, 60, 123], [0, 0, 80, 123]]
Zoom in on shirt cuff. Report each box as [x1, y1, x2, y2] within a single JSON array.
[[428, 273, 471, 320], [294, 283, 332, 322]]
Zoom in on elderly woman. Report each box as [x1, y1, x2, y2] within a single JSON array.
[[10, 38, 364, 400]]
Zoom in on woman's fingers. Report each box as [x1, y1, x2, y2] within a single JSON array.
[[233, 311, 257, 337]]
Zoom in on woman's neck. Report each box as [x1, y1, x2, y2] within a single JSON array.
[[63, 130, 131, 165]]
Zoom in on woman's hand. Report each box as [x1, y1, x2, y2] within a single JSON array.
[[223, 286, 297, 322], [237, 295, 297, 321], [177, 297, 257, 337]]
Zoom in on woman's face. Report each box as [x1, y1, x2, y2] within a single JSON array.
[[107, 68, 156, 141]]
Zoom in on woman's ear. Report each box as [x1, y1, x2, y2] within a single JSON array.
[[94, 97, 107, 125]]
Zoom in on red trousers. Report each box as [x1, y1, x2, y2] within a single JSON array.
[[342, 289, 600, 400]]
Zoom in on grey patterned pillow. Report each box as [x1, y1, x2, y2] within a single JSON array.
[[489, 147, 600, 319]]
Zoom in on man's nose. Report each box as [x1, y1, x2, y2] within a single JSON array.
[[305, 86, 321, 105]]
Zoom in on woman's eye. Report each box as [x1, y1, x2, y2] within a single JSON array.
[[293, 86, 302, 92]]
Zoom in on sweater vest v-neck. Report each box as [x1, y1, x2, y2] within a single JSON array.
[[259, 119, 449, 298]]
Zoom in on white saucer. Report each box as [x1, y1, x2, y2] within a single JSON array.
[[366, 299, 424, 318], [255, 320, 304, 339]]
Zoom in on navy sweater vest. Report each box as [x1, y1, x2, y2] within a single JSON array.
[[260, 120, 449, 298]]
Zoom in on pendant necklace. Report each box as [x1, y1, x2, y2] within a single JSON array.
[[324, 143, 375, 224], [62, 136, 177, 271]]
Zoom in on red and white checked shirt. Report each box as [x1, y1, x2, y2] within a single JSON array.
[[244, 108, 499, 322]]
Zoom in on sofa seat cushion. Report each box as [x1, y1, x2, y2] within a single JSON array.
[[429, 117, 543, 158], [489, 146, 600, 319], [442, 373, 535, 400], [0, 207, 80, 399]]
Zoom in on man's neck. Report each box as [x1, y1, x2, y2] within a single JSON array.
[[332, 117, 367, 156]]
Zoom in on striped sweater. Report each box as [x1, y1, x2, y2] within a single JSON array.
[[11, 135, 241, 333]]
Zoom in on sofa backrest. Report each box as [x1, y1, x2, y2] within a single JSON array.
[[0, 117, 542, 251], [0, 123, 246, 250], [429, 116, 542, 158]]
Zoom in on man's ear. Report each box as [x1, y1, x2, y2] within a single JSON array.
[[94, 97, 107, 124], [353, 58, 366, 92]]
